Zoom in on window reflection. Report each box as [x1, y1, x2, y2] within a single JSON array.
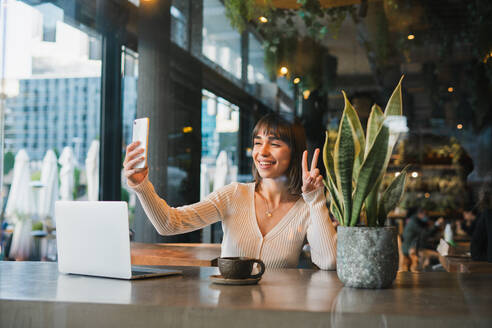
[[248, 34, 267, 85], [171, 0, 190, 49], [203, 0, 242, 79], [201, 90, 239, 242], [121, 47, 139, 227]]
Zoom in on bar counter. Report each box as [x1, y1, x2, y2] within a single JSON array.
[[1, 262, 491, 327]]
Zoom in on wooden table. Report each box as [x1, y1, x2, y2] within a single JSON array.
[[130, 242, 221, 266], [439, 255, 492, 273], [437, 240, 492, 273]]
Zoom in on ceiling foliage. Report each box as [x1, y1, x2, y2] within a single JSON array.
[[224, 0, 356, 93], [223, 0, 492, 108]]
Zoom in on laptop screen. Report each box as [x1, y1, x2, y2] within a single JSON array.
[[56, 201, 133, 279]]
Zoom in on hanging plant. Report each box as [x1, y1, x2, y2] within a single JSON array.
[[224, 0, 355, 39], [263, 31, 297, 80], [297, 0, 356, 40], [224, 0, 355, 93], [263, 32, 328, 92], [323, 5, 356, 39], [223, 0, 274, 33]]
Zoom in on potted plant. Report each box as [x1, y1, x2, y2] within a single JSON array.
[[323, 76, 408, 288]]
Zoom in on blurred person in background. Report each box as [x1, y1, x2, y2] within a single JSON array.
[[401, 208, 444, 271], [457, 206, 479, 237], [471, 187, 492, 262]]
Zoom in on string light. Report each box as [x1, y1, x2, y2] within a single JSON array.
[[407, 34, 415, 40], [483, 51, 492, 63], [411, 171, 419, 178], [259, 16, 268, 23], [279, 66, 288, 75], [182, 126, 193, 133], [395, 172, 401, 177], [303, 90, 310, 99], [457, 124, 463, 130], [293, 77, 300, 84], [448, 87, 454, 93]]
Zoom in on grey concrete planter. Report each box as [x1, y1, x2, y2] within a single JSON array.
[[337, 226, 398, 289]]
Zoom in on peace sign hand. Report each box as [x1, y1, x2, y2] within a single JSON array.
[[301, 148, 324, 194]]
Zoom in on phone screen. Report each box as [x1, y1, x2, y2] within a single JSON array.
[[132, 118, 149, 169]]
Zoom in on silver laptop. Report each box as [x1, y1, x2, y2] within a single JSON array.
[[55, 201, 181, 280]]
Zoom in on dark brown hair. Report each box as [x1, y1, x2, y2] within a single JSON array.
[[251, 113, 307, 195]]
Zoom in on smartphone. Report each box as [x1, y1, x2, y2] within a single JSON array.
[[132, 117, 149, 169]]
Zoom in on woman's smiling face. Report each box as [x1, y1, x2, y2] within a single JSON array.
[[252, 131, 292, 180]]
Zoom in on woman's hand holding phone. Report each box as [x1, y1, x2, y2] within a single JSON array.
[[124, 141, 149, 186], [125, 117, 149, 186]]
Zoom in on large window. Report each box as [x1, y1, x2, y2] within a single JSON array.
[[248, 33, 267, 85], [201, 89, 239, 242], [129, 0, 190, 50], [1, 1, 102, 258], [171, 0, 190, 49], [121, 47, 138, 226], [202, 0, 242, 79]]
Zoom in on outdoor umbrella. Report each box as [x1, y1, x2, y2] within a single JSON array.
[[4, 149, 35, 219], [213, 150, 229, 191], [5, 149, 35, 260], [200, 163, 211, 200], [85, 140, 99, 201], [58, 147, 76, 201], [38, 149, 58, 223]]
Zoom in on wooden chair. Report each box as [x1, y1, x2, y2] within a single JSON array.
[[398, 235, 409, 271]]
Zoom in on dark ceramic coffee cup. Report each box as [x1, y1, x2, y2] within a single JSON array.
[[218, 257, 265, 279]]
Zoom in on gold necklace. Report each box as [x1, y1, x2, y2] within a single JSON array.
[[258, 192, 277, 218]]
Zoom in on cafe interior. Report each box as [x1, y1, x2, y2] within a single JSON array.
[[1, 0, 491, 327]]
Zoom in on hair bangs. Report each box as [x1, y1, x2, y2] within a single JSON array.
[[252, 116, 293, 146]]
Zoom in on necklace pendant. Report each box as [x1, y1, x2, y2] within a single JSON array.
[[266, 212, 272, 218]]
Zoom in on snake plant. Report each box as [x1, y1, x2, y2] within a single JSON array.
[[323, 76, 408, 227]]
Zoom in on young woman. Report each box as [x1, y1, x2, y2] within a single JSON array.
[[123, 113, 337, 269]]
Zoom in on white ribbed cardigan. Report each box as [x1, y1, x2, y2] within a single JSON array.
[[131, 179, 337, 270]]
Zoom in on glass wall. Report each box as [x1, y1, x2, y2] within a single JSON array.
[[201, 89, 239, 242], [129, 0, 191, 50], [202, 0, 242, 79], [0, 0, 102, 259], [248, 33, 267, 85], [247, 32, 294, 110], [121, 47, 138, 227], [171, 0, 190, 49]]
